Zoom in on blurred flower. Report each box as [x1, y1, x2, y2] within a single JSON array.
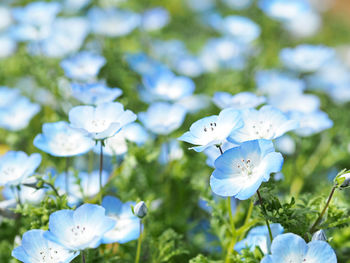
[[34, 121, 94, 157], [261, 233, 337, 263], [139, 102, 186, 135], [228, 105, 298, 144], [235, 223, 283, 254], [274, 135, 296, 155], [61, 51, 106, 81], [210, 139, 283, 199], [213, 91, 266, 110], [280, 45, 335, 73], [44, 204, 116, 250], [71, 83, 122, 105], [158, 139, 184, 165], [0, 151, 41, 187], [88, 7, 140, 37], [219, 16, 261, 43], [95, 123, 149, 156], [0, 96, 40, 131], [221, 0, 252, 10], [68, 102, 136, 140], [0, 6, 12, 31], [0, 34, 16, 58], [0, 87, 20, 108], [102, 196, 140, 243], [176, 94, 211, 114], [125, 52, 169, 77], [141, 7, 170, 31], [255, 70, 305, 96], [3, 178, 46, 204], [187, 0, 215, 12], [134, 201, 148, 218], [12, 229, 79, 263], [179, 108, 242, 152], [140, 71, 195, 103], [63, 0, 91, 12]]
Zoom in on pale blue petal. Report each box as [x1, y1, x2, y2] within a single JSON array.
[[304, 241, 337, 263]]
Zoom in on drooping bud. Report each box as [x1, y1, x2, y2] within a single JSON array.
[[334, 169, 350, 188], [311, 230, 327, 241], [134, 201, 148, 218]]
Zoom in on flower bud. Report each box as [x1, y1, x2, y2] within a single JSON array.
[[311, 230, 327, 241], [134, 201, 147, 218], [339, 173, 350, 188]]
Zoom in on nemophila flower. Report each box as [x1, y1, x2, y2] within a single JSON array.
[[60, 51, 106, 81], [235, 223, 283, 254], [63, 0, 91, 12], [159, 140, 184, 165], [141, 71, 195, 103], [0, 96, 40, 131], [261, 233, 337, 263], [187, 0, 215, 12], [34, 121, 94, 157], [274, 135, 296, 155], [0, 87, 20, 108], [255, 70, 305, 96], [55, 170, 109, 205], [176, 94, 211, 114], [139, 102, 186, 135], [102, 196, 140, 244], [38, 17, 90, 58], [289, 110, 333, 137], [199, 37, 247, 72], [210, 139, 283, 200], [88, 7, 140, 37], [150, 39, 188, 65], [94, 123, 149, 156], [71, 83, 122, 105], [228, 105, 298, 144], [0, 35, 17, 58], [213, 91, 266, 110], [280, 45, 335, 73], [220, 16, 261, 43], [0, 151, 41, 187], [259, 0, 311, 21], [141, 7, 170, 31], [125, 52, 169, 77], [44, 204, 116, 250], [68, 102, 137, 140], [172, 54, 204, 77], [12, 229, 79, 263], [204, 141, 237, 168], [179, 108, 242, 152]]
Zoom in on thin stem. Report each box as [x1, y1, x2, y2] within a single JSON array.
[[12, 186, 22, 206], [310, 186, 337, 234], [65, 158, 69, 195], [81, 251, 85, 263], [225, 197, 236, 263], [217, 145, 224, 155], [257, 190, 273, 243], [99, 142, 104, 203], [135, 220, 143, 263], [44, 181, 60, 197], [238, 199, 254, 241]]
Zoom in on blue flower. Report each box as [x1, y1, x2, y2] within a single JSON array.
[[213, 92, 266, 110], [158, 139, 184, 165], [44, 203, 116, 250], [12, 229, 79, 263], [141, 71, 195, 102], [71, 83, 122, 105], [204, 141, 237, 168], [274, 135, 296, 155], [255, 70, 305, 96], [0, 87, 20, 108], [3, 178, 46, 204], [179, 108, 242, 152], [222, 0, 252, 10], [235, 224, 283, 254], [280, 45, 335, 73], [0, 35, 17, 58], [125, 52, 169, 77], [95, 123, 149, 156], [0, 151, 41, 186], [139, 102, 186, 135], [228, 105, 298, 144], [220, 16, 260, 43], [63, 0, 91, 12], [68, 102, 137, 140], [34, 121, 95, 157], [0, 6, 12, 31], [102, 196, 141, 244], [176, 94, 211, 114], [261, 233, 337, 263], [141, 7, 170, 31], [0, 96, 40, 131], [88, 7, 140, 37], [61, 51, 106, 81], [210, 139, 283, 200]]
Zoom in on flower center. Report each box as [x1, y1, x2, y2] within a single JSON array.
[[236, 159, 254, 176], [203, 122, 217, 133], [251, 121, 274, 139], [38, 247, 60, 263]]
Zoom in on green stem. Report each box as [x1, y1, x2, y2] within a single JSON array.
[[81, 251, 85, 263], [309, 186, 337, 234], [135, 220, 143, 263], [257, 190, 273, 243], [238, 199, 254, 240], [225, 197, 236, 263], [65, 157, 69, 195]]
